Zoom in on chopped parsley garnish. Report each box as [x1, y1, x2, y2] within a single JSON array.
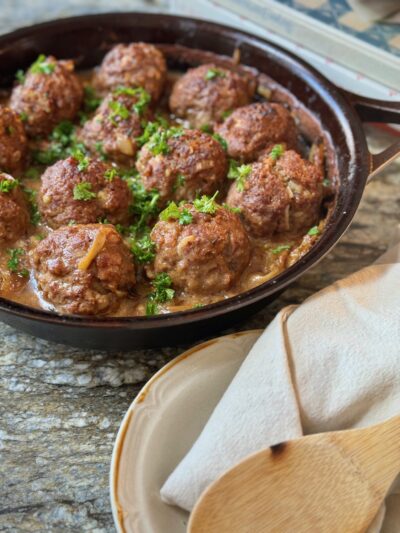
[[73, 182, 96, 201], [0, 178, 19, 193], [269, 144, 285, 161], [323, 178, 331, 187], [136, 121, 162, 148], [159, 202, 193, 225], [205, 68, 226, 80], [172, 174, 185, 192], [131, 234, 156, 264], [221, 109, 232, 119], [83, 85, 101, 112], [23, 187, 40, 225], [108, 100, 130, 125], [212, 133, 228, 151], [124, 172, 160, 231], [24, 167, 40, 180], [104, 168, 119, 181], [271, 244, 291, 255], [227, 160, 251, 192], [113, 86, 151, 116], [7, 248, 29, 277], [307, 226, 320, 236], [223, 203, 241, 214], [33, 121, 86, 166], [146, 273, 175, 316], [145, 125, 184, 156], [95, 141, 108, 161], [193, 191, 219, 215], [200, 124, 213, 134], [71, 148, 90, 172], [15, 69, 25, 84], [5, 125, 14, 136], [29, 54, 55, 75], [19, 112, 28, 122]]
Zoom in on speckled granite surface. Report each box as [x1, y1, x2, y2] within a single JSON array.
[[0, 2, 399, 532]]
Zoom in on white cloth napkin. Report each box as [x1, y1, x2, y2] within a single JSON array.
[[161, 237, 400, 532]]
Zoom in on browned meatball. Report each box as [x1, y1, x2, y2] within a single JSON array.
[[146, 203, 251, 294], [79, 87, 150, 164], [169, 64, 255, 129], [0, 106, 28, 174], [95, 43, 167, 101], [136, 129, 228, 206], [38, 156, 132, 228], [226, 149, 323, 237], [30, 224, 136, 315], [10, 55, 83, 137], [0, 173, 30, 242], [215, 102, 298, 162]]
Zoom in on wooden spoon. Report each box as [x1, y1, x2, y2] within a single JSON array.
[[188, 415, 400, 533]]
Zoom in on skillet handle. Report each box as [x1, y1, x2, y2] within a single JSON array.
[[342, 90, 400, 180]]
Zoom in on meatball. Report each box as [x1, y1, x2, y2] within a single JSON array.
[[0, 106, 28, 174], [215, 102, 298, 162], [30, 224, 136, 315], [38, 156, 132, 228], [10, 55, 83, 137], [79, 87, 150, 164], [226, 149, 323, 237], [0, 173, 30, 242], [136, 129, 228, 206], [146, 203, 251, 294], [169, 63, 255, 129], [94, 43, 167, 101]]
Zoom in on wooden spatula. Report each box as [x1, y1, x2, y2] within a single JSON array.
[[188, 415, 400, 533]]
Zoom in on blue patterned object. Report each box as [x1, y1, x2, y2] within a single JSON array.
[[277, 0, 399, 57]]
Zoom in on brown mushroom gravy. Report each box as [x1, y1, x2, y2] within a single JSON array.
[[0, 44, 337, 317]]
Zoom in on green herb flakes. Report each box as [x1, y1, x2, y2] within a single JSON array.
[[108, 100, 130, 125], [222, 203, 241, 214], [113, 86, 151, 116], [307, 226, 320, 236], [227, 160, 251, 192], [29, 54, 55, 75], [83, 85, 101, 112], [146, 273, 175, 316], [269, 144, 285, 161], [104, 168, 119, 181], [200, 124, 213, 134], [193, 191, 219, 215], [7, 248, 29, 277], [15, 69, 25, 84], [19, 112, 28, 122], [71, 149, 90, 172], [212, 133, 228, 151], [205, 68, 226, 81], [73, 182, 96, 201], [172, 174, 185, 192], [0, 178, 19, 193], [131, 234, 156, 264], [271, 244, 291, 255]]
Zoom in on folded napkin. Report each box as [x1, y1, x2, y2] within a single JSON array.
[[161, 235, 400, 532]]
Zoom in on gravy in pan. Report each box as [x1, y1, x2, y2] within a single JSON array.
[[0, 52, 336, 317]]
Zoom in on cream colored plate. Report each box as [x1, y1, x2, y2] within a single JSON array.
[[110, 330, 262, 533]]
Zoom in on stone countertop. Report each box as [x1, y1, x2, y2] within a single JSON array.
[[0, 2, 399, 532]]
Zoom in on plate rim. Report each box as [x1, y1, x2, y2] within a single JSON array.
[[109, 329, 263, 532]]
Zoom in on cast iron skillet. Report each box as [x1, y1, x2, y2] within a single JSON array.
[[0, 13, 399, 350]]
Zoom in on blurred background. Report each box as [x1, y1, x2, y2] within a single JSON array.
[[0, 0, 398, 102]]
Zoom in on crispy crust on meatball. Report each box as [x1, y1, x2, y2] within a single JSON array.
[[94, 43, 167, 101], [10, 56, 83, 137], [169, 63, 255, 129], [79, 89, 150, 164], [0, 106, 28, 174], [226, 150, 323, 238], [146, 204, 251, 294], [0, 173, 30, 242], [38, 156, 132, 228], [136, 129, 228, 206], [30, 224, 136, 315], [215, 102, 298, 162]]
